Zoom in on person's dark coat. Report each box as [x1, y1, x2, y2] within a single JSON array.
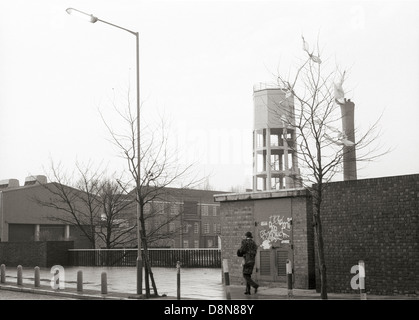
[[239, 238, 258, 275]]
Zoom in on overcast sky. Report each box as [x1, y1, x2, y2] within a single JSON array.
[[1, 0, 418, 191]]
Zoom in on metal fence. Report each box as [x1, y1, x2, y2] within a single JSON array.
[[68, 248, 221, 268]]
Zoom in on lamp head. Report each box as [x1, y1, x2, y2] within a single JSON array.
[[66, 8, 98, 23]]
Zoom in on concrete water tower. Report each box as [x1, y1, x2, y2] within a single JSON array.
[[252, 83, 301, 191]]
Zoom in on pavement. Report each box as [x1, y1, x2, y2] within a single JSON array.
[[1, 281, 418, 300], [0, 266, 418, 301]]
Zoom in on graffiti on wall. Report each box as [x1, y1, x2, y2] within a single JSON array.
[[259, 215, 292, 249]]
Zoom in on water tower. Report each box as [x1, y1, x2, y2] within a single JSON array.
[[252, 83, 301, 191]]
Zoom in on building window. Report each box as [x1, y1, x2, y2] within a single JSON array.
[[207, 239, 213, 248], [212, 206, 217, 216], [155, 202, 165, 214], [203, 223, 210, 234], [201, 205, 208, 216], [184, 223, 189, 233], [169, 222, 175, 232], [116, 219, 129, 228], [194, 240, 199, 248], [194, 223, 199, 234], [183, 240, 189, 248], [170, 203, 180, 215], [144, 203, 151, 214]]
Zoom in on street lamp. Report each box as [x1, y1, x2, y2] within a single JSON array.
[[66, 7, 143, 296]]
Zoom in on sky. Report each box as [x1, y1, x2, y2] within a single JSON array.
[[1, 0, 419, 192]]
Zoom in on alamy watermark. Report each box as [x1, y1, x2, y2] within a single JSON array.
[[50, 265, 65, 290], [350, 261, 366, 290]]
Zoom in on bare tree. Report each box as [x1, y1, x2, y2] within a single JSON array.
[[139, 188, 192, 248], [101, 87, 206, 298], [34, 161, 137, 249], [96, 179, 137, 249], [272, 36, 389, 299]]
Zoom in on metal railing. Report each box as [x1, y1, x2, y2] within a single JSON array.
[[253, 82, 281, 91], [68, 248, 221, 268]]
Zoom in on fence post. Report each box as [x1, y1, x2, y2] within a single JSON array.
[[17, 265, 23, 286], [286, 259, 293, 299], [222, 259, 231, 300], [77, 270, 83, 293], [0, 264, 5, 284], [34, 266, 40, 287], [101, 272, 107, 294], [359, 260, 367, 300], [176, 261, 181, 300]]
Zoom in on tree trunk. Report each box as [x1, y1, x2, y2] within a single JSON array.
[[144, 260, 150, 298], [142, 241, 158, 297], [314, 207, 328, 300], [140, 227, 159, 297], [149, 269, 158, 296]]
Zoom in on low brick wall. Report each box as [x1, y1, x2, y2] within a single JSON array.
[[318, 174, 419, 295], [0, 241, 74, 268]]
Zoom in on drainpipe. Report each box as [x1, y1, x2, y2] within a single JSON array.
[[34, 224, 40, 241]]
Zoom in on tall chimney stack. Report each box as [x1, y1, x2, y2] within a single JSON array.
[[339, 98, 357, 181]]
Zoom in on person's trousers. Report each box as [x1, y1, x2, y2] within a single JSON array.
[[243, 273, 258, 292]]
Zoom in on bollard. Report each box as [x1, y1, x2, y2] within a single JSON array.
[[176, 261, 181, 300], [77, 270, 83, 293], [222, 259, 231, 300], [101, 272, 107, 294], [34, 266, 40, 287], [359, 260, 367, 300], [0, 264, 5, 284], [17, 265, 23, 286], [286, 259, 293, 299]]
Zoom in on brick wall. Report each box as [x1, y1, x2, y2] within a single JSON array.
[[219, 202, 255, 285], [292, 196, 316, 289], [0, 242, 47, 267], [46, 241, 74, 267], [318, 174, 419, 295], [0, 241, 74, 268]]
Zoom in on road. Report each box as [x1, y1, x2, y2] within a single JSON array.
[[0, 290, 74, 300]]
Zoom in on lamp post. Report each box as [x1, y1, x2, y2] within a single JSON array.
[[66, 7, 143, 296]]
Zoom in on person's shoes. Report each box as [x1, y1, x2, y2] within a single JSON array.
[[244, 291, 251, 295], [254, 285, 259, 294]]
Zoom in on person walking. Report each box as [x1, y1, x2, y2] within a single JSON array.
[[238, 231, 259, 295]]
